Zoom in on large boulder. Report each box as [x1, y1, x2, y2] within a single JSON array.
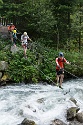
[[0, 61, 8, 71], [10, 46, 21, 54], [67, 107, 80, 120]]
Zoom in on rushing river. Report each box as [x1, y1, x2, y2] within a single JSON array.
[[0, 79, 83, 125]]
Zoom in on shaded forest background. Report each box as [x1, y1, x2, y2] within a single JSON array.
[[0, 0, 83, 51]]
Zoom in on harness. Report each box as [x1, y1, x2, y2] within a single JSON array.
[[56, 57, 65, 70]]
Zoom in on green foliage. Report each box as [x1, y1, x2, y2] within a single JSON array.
[[7, 50, 39, 83], [0, 0, 83, 51], [0, 37, 83, 84]]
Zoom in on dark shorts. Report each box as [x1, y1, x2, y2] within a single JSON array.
[[56, 69, 64, 75]]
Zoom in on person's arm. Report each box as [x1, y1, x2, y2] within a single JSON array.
[[66, 61, 70, 64], [64, 58, 70, 64], [28, 37, 32, 41], [27, 35, 32, 41]]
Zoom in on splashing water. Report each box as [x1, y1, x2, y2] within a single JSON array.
[[0, 79, 83, 125]]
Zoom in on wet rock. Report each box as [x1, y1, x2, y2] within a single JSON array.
[[69, 98, 77, 105], [67, 107, 80, 120], [69, 119, 83, 125], [21, 118, 36, 125], [27, 105, 36, 112], [0, 81, 6, 86], [76, 111, 83, 123], [1, 74, 9, 81], [18, 109, 23, 116], [1, 34, 8, 39], [37, 98, 45, 103], [10, 46, 21, 54], [0, 61, 8, 71], [50, 119, 67, 125]]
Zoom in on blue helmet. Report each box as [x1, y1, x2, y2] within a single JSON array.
[[59, 52, 64, 57]]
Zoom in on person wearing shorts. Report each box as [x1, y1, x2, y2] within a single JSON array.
[[56, 52, 70, 89], [21, 32, 32, 58]]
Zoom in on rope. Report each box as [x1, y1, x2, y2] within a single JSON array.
[[9, 29, 80, 82], [64, 69, 79, 79], [29, 42, 80, 80], [71, 63, 83, 70], [30, 62, 56, 86]]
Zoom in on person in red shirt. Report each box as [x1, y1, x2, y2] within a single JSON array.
[[8, 23, 15, 43], [56, 52, 70, 89]]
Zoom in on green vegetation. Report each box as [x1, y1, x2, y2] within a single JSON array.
[[0, 0, 83, 51], [0, 38, 83, 83], [0, 0, 83, 83]]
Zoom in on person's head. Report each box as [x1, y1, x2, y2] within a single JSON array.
[[59, 52, 64, 58], [23, 32, 27, 36]]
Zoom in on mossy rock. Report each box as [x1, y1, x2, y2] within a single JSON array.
[[67, 107, 80, 120], [1, 74, 9, 81]]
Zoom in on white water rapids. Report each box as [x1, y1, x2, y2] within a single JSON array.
[[0, 79, 83, 125]]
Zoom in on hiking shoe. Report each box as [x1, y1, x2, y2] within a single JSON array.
[[59, 86, 63, 89]]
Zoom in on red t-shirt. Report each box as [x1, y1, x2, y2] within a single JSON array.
[[56, 57, 66, 70]]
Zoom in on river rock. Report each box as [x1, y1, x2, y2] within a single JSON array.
[[69, 98, 77, 105], [1, 74, 9, 81], [67, 107, 80, 120], [10, 46, 21, 54], [0, 61, 8, 71], [76, 111, 83, 123], [37, 98, 45, 103], [21, 118, 36, 125], [50, 119, 67, 125], [69, 119, 83, 125], [1, 34, 8, 39]]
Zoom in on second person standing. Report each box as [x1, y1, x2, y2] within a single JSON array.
[[21, 32, 32, 58]]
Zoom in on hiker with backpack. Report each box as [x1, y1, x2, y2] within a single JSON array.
[[21, 32, 32, 58], [12, 28, 17, 47], [7, 23, 16, 43], [56, 52, 70, 89]]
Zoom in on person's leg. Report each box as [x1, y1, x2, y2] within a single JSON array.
[[10, 32, 13, 43], [24, 45, 27, 58], [59, 74, 64, 88], [56, 70, 60, 86], [56, 75, 59, 84], [13, 38, 16, 47]]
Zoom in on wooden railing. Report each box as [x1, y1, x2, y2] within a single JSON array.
[[0, 17, 14, 26]]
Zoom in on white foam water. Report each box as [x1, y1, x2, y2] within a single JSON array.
[[0, 79, 83, 125]]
